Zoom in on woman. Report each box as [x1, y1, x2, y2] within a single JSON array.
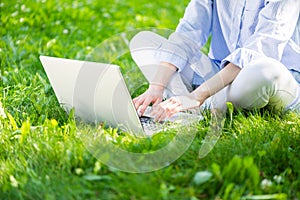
[[130, 0, 300, 121]]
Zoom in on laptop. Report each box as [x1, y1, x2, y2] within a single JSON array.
[[39, 56, 201, 136]]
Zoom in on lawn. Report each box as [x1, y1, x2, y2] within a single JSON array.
[[1, 0, 300, 199]]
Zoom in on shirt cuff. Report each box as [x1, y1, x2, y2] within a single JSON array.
[[153, 32, 199, 72], [154, 48, 188, 72], [221, 48, 266, 69]]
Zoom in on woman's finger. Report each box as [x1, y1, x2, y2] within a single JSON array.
[[139, 97, 155, 116]]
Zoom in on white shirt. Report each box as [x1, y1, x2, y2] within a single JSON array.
[[155, 0, 300, 84]]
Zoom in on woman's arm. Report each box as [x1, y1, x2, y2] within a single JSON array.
[[221, 0, 300, 69], [151, 63, 241, 121], [155, 0, 213, 72], [133, 62, 177, 116], [191, 63, 241, 103]]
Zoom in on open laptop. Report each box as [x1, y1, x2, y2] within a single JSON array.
[[39, 56, 201, 136]]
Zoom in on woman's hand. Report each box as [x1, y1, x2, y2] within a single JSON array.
[[133, 62, 178, 117], [133, 84, 164, 116], [151, 94, 202, 122]]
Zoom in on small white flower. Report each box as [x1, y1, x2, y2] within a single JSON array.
[[16, 40, 21, 45], [75, 168, 84, 175], [261, 178, 273, 190], [19, 18, 25, 23], [11, 11, 18, 17], [21, 4, 26, 11], [63, 29, 69, 34], [103, 13, 110, 18], [273, 175, 283, 184]]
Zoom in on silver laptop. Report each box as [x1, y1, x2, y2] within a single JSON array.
[[39, 56, 201, 136]]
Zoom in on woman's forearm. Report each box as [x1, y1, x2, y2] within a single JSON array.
[[149, 62, 177, 88], [191, 62, 241, 103]]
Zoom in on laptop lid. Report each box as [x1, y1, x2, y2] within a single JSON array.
[[39, 56, 145, 136]]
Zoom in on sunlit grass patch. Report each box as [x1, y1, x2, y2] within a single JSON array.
[[1, 0, 300, 199]]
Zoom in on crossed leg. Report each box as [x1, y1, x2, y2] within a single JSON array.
[[130, 31, 300, 112]]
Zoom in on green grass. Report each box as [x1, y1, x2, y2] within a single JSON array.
[[1, 0, 300, 199]]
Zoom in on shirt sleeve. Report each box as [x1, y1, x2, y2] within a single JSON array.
[[155, 0, 213, 72], [221, 0, 300, 69]]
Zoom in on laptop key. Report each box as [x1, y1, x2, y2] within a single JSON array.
[[139, 116, 164, 132]]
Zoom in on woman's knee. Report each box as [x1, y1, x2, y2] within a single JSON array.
[[243, 58, 288, 86], [130, 31, 167, 67], [227, 58, 297, 109], [129, 31, 165, 51]]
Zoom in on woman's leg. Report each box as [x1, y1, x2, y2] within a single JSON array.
[[226, 58, 300, 111], [130, 31, 218, 100]]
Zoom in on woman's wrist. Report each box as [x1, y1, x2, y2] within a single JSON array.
[[149, 83, 165, 91], [191, 84, 210, 103], [148, 62, 177, 91]]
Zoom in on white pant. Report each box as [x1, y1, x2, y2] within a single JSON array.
[[130, 31, 300, 112]]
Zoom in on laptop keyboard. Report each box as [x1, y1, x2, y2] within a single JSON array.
[[139, 116, 164, 132]]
